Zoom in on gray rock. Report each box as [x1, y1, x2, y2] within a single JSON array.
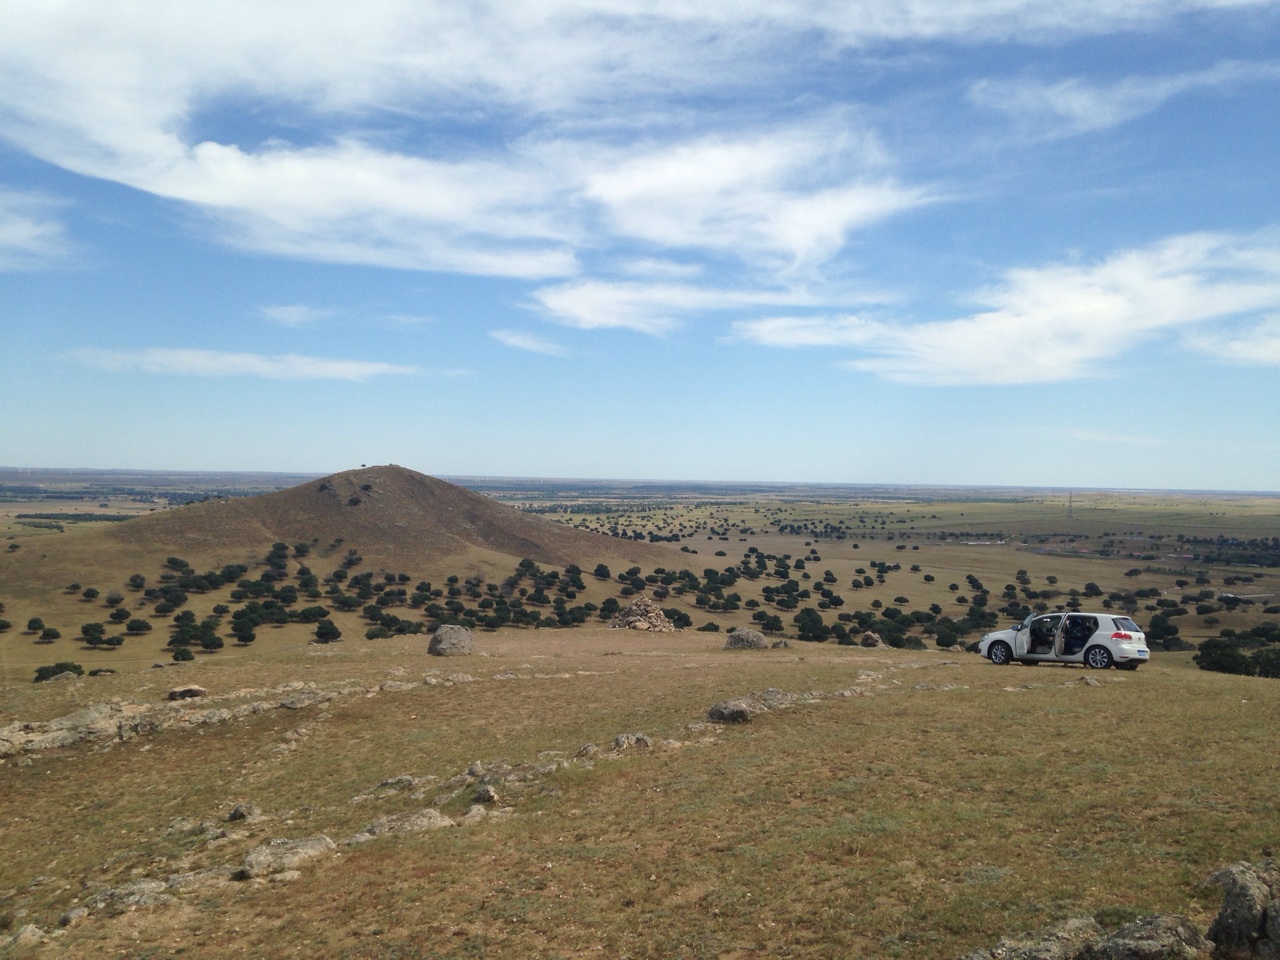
[[1207, 861, 1276, 959], [346, 809, 455, 844], [724, 629, 768, 650], [474, 784, 500, 803], [58, 906, 89, 928], [168, 685, 206, 700], [239, 835, 336, 879], [85, 879, 178, 917], [613, 733, 652, 751], [429, 624, 474, 656], [1082, 915, 1211, 959], [4, 924, 46, 948], [227, 802, 261, 822], [859, 631, 883, 647], [708, 697, 766, 723]]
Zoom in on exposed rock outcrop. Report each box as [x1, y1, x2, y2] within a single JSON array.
[[238, 836, 337, 879]]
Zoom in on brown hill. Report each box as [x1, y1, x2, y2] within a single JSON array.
[[105, 464, 673, 577], [0, 466, 675, 603]]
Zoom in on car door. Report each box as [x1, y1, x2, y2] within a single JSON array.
[[1060, 614, 1100, 659], [1019, 613, 1063, 659]]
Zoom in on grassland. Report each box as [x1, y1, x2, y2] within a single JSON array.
[[2, 475, 1279, 957]]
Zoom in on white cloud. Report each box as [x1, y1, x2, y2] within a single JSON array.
[[489, 329, 566, 355], [260, 304, 330, 327], [733, 230, 1280, 384], [533, 280, 819, 335], [72, 347, 416, 381], [583, 120, 931, 270], [0, 190, 68, 269], [970, 60, 1280, 136], [1184, 315, 1280, 365]]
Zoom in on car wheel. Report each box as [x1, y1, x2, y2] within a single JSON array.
[[988, 641, 1012, 665], [1084, 645, 1113, 669]]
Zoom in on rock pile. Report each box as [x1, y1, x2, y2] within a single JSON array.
[[608, 595, 676, 632]]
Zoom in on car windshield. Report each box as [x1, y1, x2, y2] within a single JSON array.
[[1113, 617, 1142, 633]]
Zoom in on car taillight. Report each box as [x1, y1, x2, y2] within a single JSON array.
[[1111, 631, 1132, 641]]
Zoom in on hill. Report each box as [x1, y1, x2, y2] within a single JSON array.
[[0, 465, 674, 602]]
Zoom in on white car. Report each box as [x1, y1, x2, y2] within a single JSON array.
[[978, 612, 1150, 670]]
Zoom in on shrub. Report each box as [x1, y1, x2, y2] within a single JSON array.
[[172, 647, 195, 662], [696, 622, 721, 632], [34, 662, 83, 682], [1194, 638, 1254, 676]]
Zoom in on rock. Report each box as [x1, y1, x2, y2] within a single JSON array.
[[1082, 915, 1211, 959], [85, 879, 178, 917], [608, 595, 676, 632], [859, 631, 883, 647], [613, 733, 652, 751], [708, 697, 766, 723], [1207, 861, 1277, 959], [771, 639, 791, 648], [168, 685, 206, 701], [724, 628, 768, 650], [346, 809, 456, 844], [58, 906, 89, 928], [429, 624, 474, 656], [1082, 676, 1101, 687], [475, 784, 500, 803], [4, 924, 46, 947], [239, 835, 336, 879], [576, 743, 598, 757], [227, 802, 261, 822]]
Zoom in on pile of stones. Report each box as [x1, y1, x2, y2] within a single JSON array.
[[608, 595, 676, 632]]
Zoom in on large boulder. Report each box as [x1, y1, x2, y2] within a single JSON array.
[[428, 624, 474, 656], [724, 628, 768, 650]]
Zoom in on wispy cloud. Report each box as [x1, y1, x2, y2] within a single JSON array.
[[970, 60, 1280, 136], [489, 329, 566, 355], [533, 280, 822, 335], [0, 190, 69, 269], [72, 347, 417, 381], [1184, 315, 1280, 366], [260, 304, 330, 327], [733, 230, 1280, 384]]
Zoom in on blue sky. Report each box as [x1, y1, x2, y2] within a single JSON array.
[[2, 1, 1279, 490]]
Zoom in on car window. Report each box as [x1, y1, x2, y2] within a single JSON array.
[[1064, 615, 1099, 641], [1113, 617, 1141, 633]]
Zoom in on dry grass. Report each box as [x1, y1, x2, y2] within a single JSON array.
[[2, 631, 1278, 959]]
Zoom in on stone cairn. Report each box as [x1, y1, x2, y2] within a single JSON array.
[[608, 595, 676, 632]]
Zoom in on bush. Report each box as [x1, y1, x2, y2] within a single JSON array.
[[1194, 638, 1255, 676], [696, 622, 721, 632], [1251, 646, 1280, 679], [34, 661, 83, 682], [172, 647, 195, 662]]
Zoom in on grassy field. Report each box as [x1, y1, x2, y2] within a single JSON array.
[[2, 481, 1278, 957], [2, 632, 1278, 959]]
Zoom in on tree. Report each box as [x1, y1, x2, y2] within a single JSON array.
[[315, 619, 342, 643], [0, 620, 10, 633], [1194, 638, 1254, 676], [39, 627, 61, 642], [26, 617, 44, 633], [172, 647, 195, 663], [105, 591, 125, 608], [201, 631, 224, 653], [126, 618, 152, 634], [109, 607, 131, 623], [80, 622, 106, 644], [82, 587, 100, 601]]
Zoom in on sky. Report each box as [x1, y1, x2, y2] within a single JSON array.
[[2, 1, 1279, 491]]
